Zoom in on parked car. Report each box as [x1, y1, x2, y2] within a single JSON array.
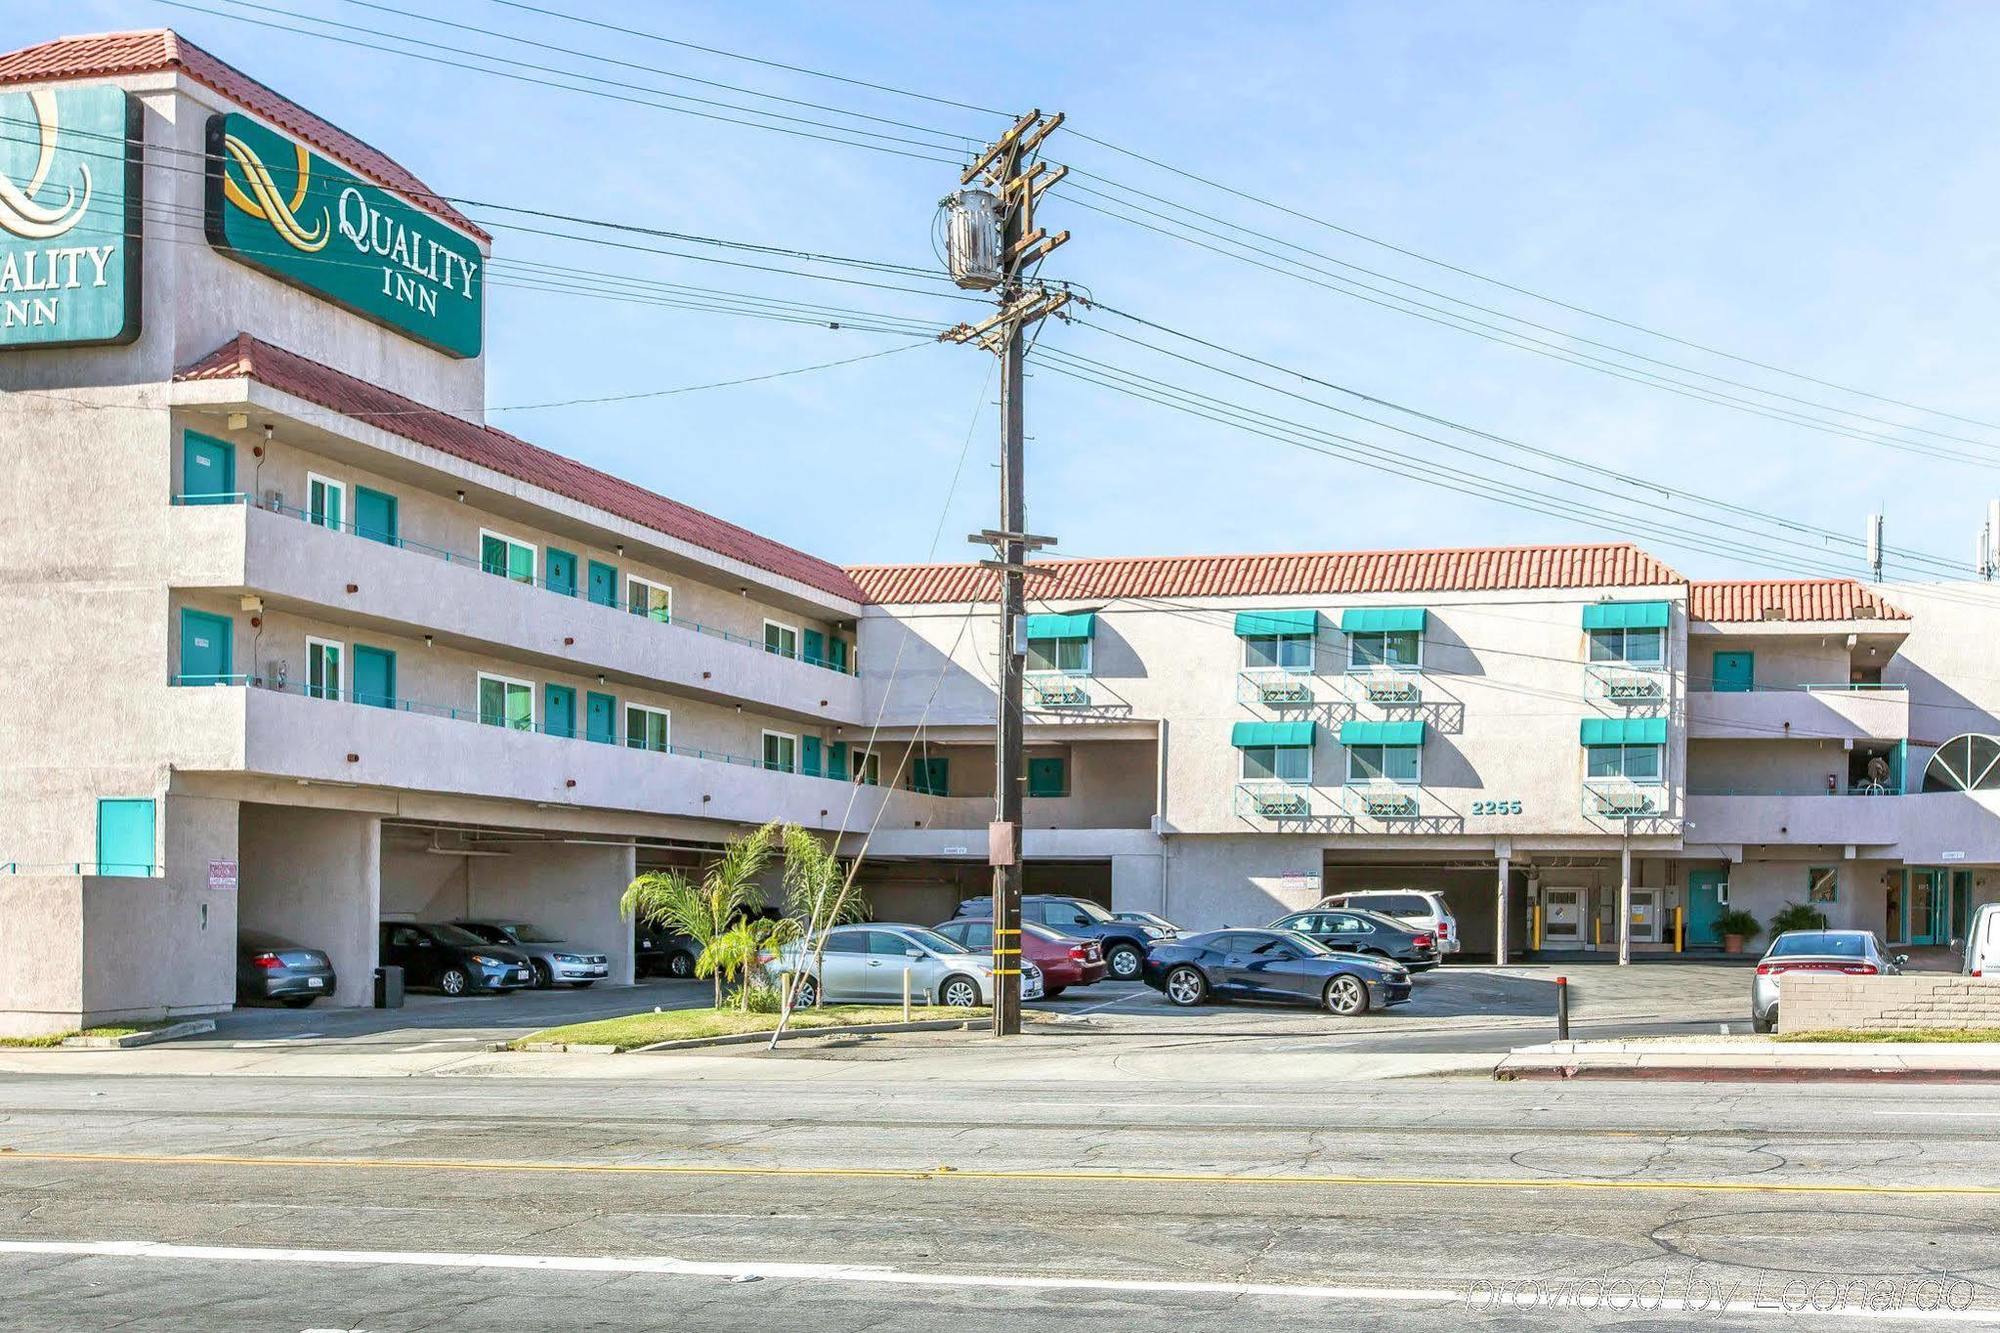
[[453, 920, 610, 989], [1320, 890, 1461, 956], [1270, 907, 1440, 971], [1112, 910, 1182, 933], [950, 895, 1172, 982], [378, 922, 533, 996], [1751, 929, 1905, 1033], [236, 931, 337, 1008], [638, 905, 782, 979], [769, 923, 1043, 1008], [1142, 928, 1411, 1015], [935, 917, 1107, 997], [1966, 903, 2000, 977]]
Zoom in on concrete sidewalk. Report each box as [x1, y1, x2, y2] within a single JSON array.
[[1498, 1037, 2000, 1080]]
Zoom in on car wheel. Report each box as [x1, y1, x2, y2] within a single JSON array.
[[1325, 974, 1369, 1016], [438, 968, 469, 997], [1106, 943, 1143, 981], [793, 974, 819, 1008], [280, 996, 317, 1009], [1043, 986, 1066, 1000], [939, 975, 981, 1008], [529, 960, 553, 990], [1164, 965, 1207, 1007], [666, 951, 695, 979], [1753, 1012, 1775, 1034]]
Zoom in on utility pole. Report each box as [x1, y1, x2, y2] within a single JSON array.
[[939, 110, 1070, 1037]]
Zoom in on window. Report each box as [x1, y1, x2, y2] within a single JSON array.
[[626, 576, 671, 623], [625, 704, 671, 753], [1809, 867, 1838, 904], [306, 472, 344, 530], [1244, 633, 1314, 672], [1027, 755, 1069, 798], [821, 929, 866, 955], [851, 750, 881, 785], [1027, 635, 1091, 674], [956, 921, 994, 950], [479, 530, 536, 585], [1348, 630, 1420, 671], [764, 620, 800, 659], [305, 637, 344, 701], [1242, 744, 1312, 785], [1346, 744, 1420, 784], [478, 673, 535, 730], [1585, 744, 1663, 783], [1588, 627, 1664, 665], [762, 730, 798, 773]]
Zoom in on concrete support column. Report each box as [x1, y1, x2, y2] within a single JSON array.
[[238, 804, 382, 1008], [1495, 852, 1511, 966], [1617, 840, 1633, 966], [1112, 853, 1167, 917]]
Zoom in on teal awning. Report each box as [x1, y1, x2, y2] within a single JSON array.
[[1234, 608, 1318, 638], [1341, 607, 1427, 634], [1580, 716, 1668, 746], [1231, 720, 1316, 749], [1581, 600, 1671, 630], [1024, 612, 1095, 640], [1340, 719, 1426, 747]]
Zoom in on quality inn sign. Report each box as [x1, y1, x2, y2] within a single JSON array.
[[0, 84, 143, 349], [204, 112, 483, 358]]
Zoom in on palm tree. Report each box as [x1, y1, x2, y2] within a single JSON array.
[[767, 825, 873, 1033], [705, 914, 802, 1009], [620, 821, 777, 1007]]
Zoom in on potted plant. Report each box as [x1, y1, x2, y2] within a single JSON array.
[[1712, 908, 1762, 954]]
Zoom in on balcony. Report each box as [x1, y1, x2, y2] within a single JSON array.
[[1237, 670, 1316, 709], [1687, 684, 1907, 742], [1350, 666, 1422, 707], [1341, 783, 1422, 821], [1685, 790, 1903, 847], [1234, 782, 1317, 820], [1028, 677, 1094, 710], [168, 496, 864, 726], [166, 679, 899, 832], [1582, 779, 1671, 821], [1586, 663, 1668, 707]]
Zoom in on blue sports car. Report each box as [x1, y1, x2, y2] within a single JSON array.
[[1142, 928, 1412, 1015]]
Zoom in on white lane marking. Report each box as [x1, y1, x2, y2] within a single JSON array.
[[0, 1240, 1987, 1321], [1050, 992, 1149, 1019], [1874, 1110, 2000, 1118]]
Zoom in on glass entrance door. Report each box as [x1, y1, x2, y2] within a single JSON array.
[[1909, 869, 1949, 945]]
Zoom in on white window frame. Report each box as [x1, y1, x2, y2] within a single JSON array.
[[1585, 743, 1665, 785], [850, 749, 881, 785], [479, 528, 538, 585], [764, 619, 801, 660], [304, 636, 345, 701], [625, 574, 672, 623], [624, 702, 671, 752], [477, 671, 537, 731], [1026, 635, 1092, 676], [1587, 626, 1665, 667], [1346, 629, 1423, 673], [762, 729, 799, 773], [306, 471, 345, 531], [1240, 744, 1312, 786], [1243, 633, 1315, 673], [1345, 744, 1422, 786]]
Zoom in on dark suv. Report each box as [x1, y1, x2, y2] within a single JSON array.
[[948, 895, 1174, 982]]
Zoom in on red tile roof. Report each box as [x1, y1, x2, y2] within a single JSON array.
[[177, 335, 867, 603], [1690, 579, 1909, 624], [847, 543, 1686, 605], [0, 29, 488, 241]]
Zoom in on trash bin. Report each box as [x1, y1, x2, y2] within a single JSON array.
[[374, 965, 404, 1009]]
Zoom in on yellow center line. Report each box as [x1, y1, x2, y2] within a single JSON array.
[[0, 1149, 1993, 1197]]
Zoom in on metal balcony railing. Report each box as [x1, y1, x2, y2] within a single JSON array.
[[1233, 782, 1316, 820], [1353, 667, 1422, 706], [1028, 677, 1093, 709], [1341, 783, 1422, 820], [1582, 779, 1669, 820], [1586, 663, 1667, 705], [1236, 670, 1315, 708]]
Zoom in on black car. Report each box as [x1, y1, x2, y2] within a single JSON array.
[[1141, 928, 1412, 1015], [949, 894, 1170, 982], [237, 931, 338, 1008], [1270, 907, 1440, 971], [378, 922, 532, 996], [637, 905, 782, 979]]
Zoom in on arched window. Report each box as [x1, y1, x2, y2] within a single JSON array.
[[1922, 734, 2000, 792]]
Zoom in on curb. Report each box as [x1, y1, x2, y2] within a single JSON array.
[[630, 1017, 979, 1052], [60, 1019, 216, 1049]]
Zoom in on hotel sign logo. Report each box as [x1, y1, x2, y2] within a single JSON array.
[[205, 112, 483, 359], [0, 84, 142, 349]]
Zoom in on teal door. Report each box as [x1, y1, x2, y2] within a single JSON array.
[[546, 547, 578, 597], [545, 684, 577, 739], [802, 629, 826, 667], [353, 486, 399, 545], [181, 431, 235, 503], [828, 636, 849, 673], [585, 691, 617, 744], [96, 798, 156, 876], [177, 608, 233, 684], [1910, 869, 1949, 945], [352, 645, 396, 709], [800, 735, 822, 777], [587, 560, 618, 607], [914, 757, 949, 796], [1711, 651, 1754, 693], [1686, 870, 1727, 948], [827, 740, 848, 780]]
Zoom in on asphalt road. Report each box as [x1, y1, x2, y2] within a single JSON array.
[[0, 1071, 1994, 1330]]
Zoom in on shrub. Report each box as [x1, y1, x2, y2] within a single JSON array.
[[1712, 907, 1763, 943], [729, 981, 784, 1014], [1769, 902, 1829, 935]]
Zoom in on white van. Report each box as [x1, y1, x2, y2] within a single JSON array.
[[1964, 903, 2000, 977], [1321, 889, 1461, 955]]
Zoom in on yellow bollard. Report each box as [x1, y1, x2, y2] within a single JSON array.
[[1593, 915, 1602, 951], [1531, 903, 1542, 951], [1674, 905, 1685, 954]]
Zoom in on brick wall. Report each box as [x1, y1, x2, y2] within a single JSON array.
[[1779, 974, 2000, 1033]]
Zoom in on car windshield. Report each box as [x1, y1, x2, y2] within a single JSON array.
[[1067, 900, 1114, 923], [1266, 931, 1334, 957], [1769, 932, 1867, 958], [900, 927, 972, 955], [429, 924, 489, 947], [499, 923, 561, 944]]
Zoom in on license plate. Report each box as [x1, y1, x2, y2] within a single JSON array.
[[306, 977, 324, 988]]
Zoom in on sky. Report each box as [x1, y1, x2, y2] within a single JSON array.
[[12, 0, 2000, 583]]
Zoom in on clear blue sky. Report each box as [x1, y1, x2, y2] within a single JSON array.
[[16, 0, 2000, 581]]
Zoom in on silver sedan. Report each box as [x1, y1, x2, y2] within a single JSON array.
[[771, 923, 1043, 1008], [1751, 929, 1903, 1033], [453, 919, 611, 989]]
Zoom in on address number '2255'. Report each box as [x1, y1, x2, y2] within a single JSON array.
[[1471, 800, 1523, 816]]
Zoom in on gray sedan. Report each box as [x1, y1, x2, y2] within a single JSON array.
[[770, 923, 1043, 1008], [1751, 929, 1904, 1033], [454, 920, 610, 988]]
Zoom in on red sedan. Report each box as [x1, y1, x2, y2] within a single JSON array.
[[935, 917, 1108, 997]]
